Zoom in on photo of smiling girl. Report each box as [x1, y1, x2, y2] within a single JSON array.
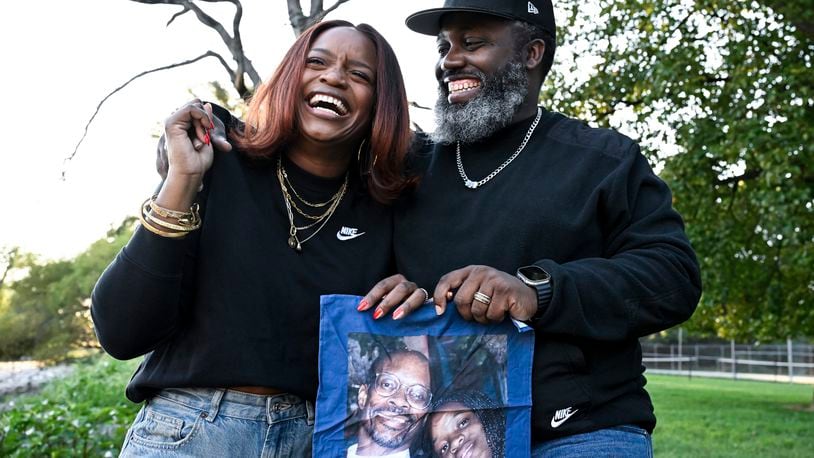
[[426, 391, 505, 458]]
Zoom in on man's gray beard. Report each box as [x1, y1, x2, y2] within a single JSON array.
[[431, 60, 528, 145], [364, 417, 414, 449]]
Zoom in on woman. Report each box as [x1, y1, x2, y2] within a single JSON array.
[[426, 391, 505, 458], [92, 20, 414, 456]]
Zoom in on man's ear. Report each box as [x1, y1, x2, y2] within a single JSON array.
[[525, 38, 546, 70], [358, 384, 369, 409]]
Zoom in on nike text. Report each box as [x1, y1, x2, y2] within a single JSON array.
[[337, 226, 366, 241], [550, 407, 578, 428]]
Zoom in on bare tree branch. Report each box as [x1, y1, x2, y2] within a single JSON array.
[[166, 5, 191, 25], [69, 1, 356, 167], [287, 0, 309, 35], [311, 0, 351, 27], [63, 51, 231, 176], [310, 0, 324, 17], [129, 0, 260, 94], [226, 0, 257, 94], [287, 0, 351, 36]]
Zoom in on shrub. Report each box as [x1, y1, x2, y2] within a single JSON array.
[[0, 354, 139, 457]]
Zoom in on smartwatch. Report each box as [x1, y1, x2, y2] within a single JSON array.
[[517, 265, 551, 286], [516, 265, 552, 322]]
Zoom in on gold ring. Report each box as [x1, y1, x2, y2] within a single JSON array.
[[473, 291, 492, 305]]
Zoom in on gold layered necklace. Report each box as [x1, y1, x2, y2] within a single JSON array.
[[277, 155, 348, 252]]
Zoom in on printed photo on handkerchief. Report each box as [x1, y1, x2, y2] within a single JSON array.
[[314, 295, 534, 458]]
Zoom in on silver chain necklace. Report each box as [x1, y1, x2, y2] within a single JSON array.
[[456, 107, 542, 189]]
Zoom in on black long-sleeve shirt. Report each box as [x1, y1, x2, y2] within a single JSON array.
[[394, 108, 701, 440], [92, 146, 394, 403]]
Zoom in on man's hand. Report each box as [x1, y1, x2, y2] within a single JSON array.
[[156, 100, 232, 180], [358, 274, 430, 320], [433, 265, 538, 324]]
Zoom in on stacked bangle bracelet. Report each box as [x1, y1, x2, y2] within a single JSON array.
[[138, 196, 201, 238]]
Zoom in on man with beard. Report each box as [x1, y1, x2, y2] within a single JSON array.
[[349, 350, 432, 457], [360, 0, 702, 456]]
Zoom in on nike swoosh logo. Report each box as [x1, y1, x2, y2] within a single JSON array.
[[336, 231, 366, 241], [550, 409, 578, 428]]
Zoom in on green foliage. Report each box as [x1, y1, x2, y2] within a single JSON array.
[[0, 218, 136, 361], [648, 375, 814, 457], [0, 247, 21, 290], [0, 354, 140, 457], [548, 0, 814, 341], [206, 81, 249, 118]]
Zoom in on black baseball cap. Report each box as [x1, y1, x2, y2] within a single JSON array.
[[406, 0, 556, 39]]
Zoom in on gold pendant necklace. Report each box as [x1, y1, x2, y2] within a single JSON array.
[[277, 155, 348, 252]]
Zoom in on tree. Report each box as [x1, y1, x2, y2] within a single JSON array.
[[0, 247, 20, 290], [0, 219, 136, 361], [548, 0, 813, 342], [69, 0, 352, 166], [124, 0, 352, 98], [287, 0, 352, 35]]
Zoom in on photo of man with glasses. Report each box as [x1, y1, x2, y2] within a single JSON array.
[[349, 349, 432, 457], [314, 296, 529, 457]]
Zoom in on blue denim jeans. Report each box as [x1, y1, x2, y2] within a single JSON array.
[[531, 425, 653, 458], [120, 388, 314, 457]]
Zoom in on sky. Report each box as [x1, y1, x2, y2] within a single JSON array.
[[0, 0, 444, 260]]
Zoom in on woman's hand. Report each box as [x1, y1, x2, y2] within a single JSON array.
[[154, 100, 216, 213], [156, 103, 232, 180], [433, 265, 538, 324], [164, 99, 216, 181], [358, 274, 432, 320]]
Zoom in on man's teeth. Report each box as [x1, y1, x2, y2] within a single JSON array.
[[377, 412, 408, 425], [309, 94, 348, 115], [448, 80, 481, 94]]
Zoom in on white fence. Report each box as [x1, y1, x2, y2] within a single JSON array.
[[640, 337, 814, 384]]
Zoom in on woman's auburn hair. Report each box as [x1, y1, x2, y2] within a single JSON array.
[[233, 19, 416, 204]]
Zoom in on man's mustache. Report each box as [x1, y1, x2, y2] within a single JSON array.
[[371, 405, 417, 423], [438, 69, 485, 85]]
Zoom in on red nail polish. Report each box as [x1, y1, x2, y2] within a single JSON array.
[[357, 299, 368, 311], [392, 308, 404, 320], [373, 308, 383, 320], [204, 132, 210, 145]]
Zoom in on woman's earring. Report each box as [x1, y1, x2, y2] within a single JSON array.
[[358, 138, 377, 177], [356, 138, 366, 163]]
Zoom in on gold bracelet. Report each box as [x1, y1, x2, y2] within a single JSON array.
[[142, 197, 201, 228], [138, 207, 188, 238], [142, 201, 201, 232], [148, 195, 200, 221], [144, 209, 201, 232]]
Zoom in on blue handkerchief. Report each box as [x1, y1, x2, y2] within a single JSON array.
[[314, 294, 534, 458]]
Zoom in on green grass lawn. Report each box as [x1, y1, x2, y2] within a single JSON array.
[[648, 374, 814, 457]]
